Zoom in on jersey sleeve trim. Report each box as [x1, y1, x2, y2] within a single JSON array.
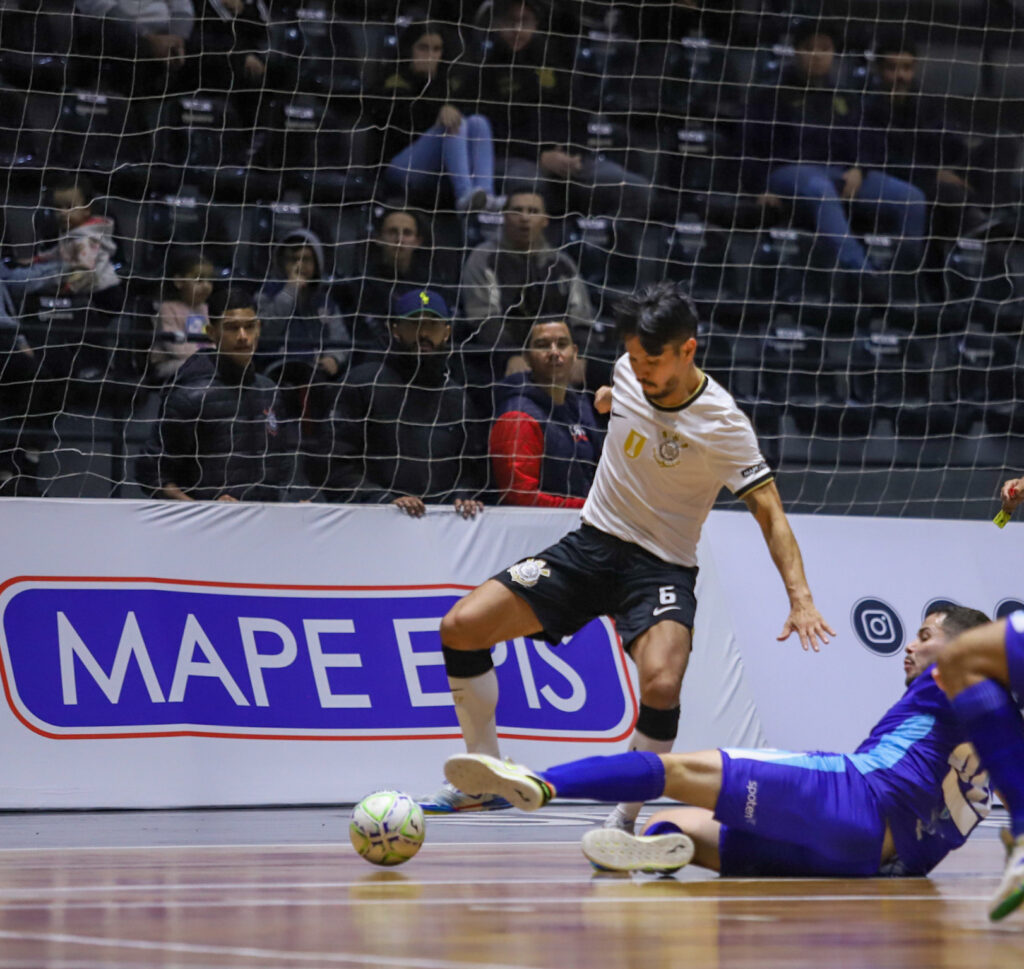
[[734, 472, 775, 499]]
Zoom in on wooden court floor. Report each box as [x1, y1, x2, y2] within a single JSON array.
[[0, 805, 1022, 969]]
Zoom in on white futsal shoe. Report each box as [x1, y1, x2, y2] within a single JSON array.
[[443, 754, 555, 811], [417, 780, 512, 814], [990, 830, 1024, 921], [581, 827, 694, 875], [602, 804, 637, 835]]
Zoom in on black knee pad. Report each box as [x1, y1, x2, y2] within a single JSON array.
[[636, 703, 681, 742], [442, 645, 495, 678]]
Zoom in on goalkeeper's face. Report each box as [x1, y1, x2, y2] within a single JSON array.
[[624, 334, 699, 408], [903, 613, 950, 686], [211, 308, 260, 370]]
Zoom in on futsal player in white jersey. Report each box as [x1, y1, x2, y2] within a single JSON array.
[[421, 283, 835, 820]]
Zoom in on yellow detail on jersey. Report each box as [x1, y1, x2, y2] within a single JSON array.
[[623, 430, 647, 459]]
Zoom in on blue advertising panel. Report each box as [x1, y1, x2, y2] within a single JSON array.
[[0, 577, 636, 741]]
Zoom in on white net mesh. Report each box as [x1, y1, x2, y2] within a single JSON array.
[[0, 0, 1021, 516]]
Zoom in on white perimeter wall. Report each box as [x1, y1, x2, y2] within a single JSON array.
[[0, 498, 1018, 809]]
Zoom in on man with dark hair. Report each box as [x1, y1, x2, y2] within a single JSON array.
[[421, 282, 833, 816], [137, 287, 298, 502], [461, 189, 593, 386], [311, 288, 486, 519], [446, 605, 993, 879], [861, 36, 988, 242], [335, 206, 457, 362], [742, 20, 927, 302], [489, 318, 603, 508], [459, 0, 655, 222]]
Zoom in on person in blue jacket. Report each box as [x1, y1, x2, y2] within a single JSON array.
[[489, 319, 603, 508]]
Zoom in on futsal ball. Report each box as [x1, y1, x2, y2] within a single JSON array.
[[349, 790, 425, 866]]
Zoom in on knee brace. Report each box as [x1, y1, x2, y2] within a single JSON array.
[[636, 703, 681, 742], [442, 645, 495, 678]]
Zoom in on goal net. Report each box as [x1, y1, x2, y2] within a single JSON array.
[[0, 0, 1020, 517]]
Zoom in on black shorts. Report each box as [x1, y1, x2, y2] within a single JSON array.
[[492, 523, 698, 649]]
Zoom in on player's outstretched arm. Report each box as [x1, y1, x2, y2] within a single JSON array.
[[742, 482, 835, 652]]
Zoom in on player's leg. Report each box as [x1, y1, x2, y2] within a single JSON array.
[[440, 578, 546, 757], [936, 615, 1024, 919], [426, 529, 611, 812], [604, 620, 692, 832], [444, 748, 715, 808], [604, 551, 699, 833]]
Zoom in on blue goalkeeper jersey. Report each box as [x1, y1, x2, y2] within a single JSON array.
[[851, 667, 991, 874]]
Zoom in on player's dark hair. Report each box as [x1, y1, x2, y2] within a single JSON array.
[[208, 286, 257, 325], [615, 282, 699, 355], [934, 605, 990, 638]]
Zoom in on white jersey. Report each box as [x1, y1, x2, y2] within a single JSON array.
[[581, 354, 773, 568]]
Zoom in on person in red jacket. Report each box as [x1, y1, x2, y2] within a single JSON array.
[[489, 319, 604, 508]]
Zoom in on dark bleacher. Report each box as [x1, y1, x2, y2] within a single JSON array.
[[0, 0, 1021, 513]]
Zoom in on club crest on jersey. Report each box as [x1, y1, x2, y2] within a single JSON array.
[[654, 430, 687, 468], [264, 408, 279, 435], [508, 558, 551, 588], [623, 430, 647, 459]]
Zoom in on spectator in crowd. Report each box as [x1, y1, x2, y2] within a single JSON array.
[[36, 174, 121, 302], [137, 287, 298, 502], [150, 250, 214, 382], [862, 37, 991, 243], [33, 173, 124, 381], [461, 189, 593, 386], [490, 318, 603, 508], [371, 20, 497, 212], [74, 0, 194, 93], [742, 20, 928, 302], [335, 206, 457, 360], [460, 0, 656, 222], [311, 288, 486, 517], [184, 0, 270, 126], [256, 228, 351, 417]]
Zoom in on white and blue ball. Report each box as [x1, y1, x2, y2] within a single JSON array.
[[349, 791, 426, 866]]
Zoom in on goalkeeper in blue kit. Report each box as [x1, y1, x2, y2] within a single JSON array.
[[447, 606, 996, 885]]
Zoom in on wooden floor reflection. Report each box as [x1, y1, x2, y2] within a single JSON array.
[[0, 808, 1022, 969]]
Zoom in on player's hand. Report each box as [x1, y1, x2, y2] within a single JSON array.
[[840, 167, 863, 201], [593, 385, 612, 414], [216, 494, 240, 502], [1000, 477, 1024, 512], [757, 192, 782, 210], [393, 495, 426, 517], [778, 601, 835, 652], [454, 499, 484, 519]]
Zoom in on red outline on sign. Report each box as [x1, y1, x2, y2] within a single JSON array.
[[0, 575, 638, 743]]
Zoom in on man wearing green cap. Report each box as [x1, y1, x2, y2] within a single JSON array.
[[310, 288, 487, 518]]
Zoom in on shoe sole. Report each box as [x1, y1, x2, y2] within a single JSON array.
[[444, 754, 549, 811], [581, 828, 694, 874], [418, 798, 511, 815]]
